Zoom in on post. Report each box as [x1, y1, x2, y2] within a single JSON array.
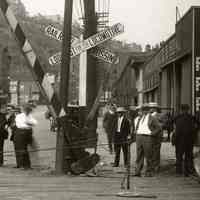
[[17, 80, 20, 105], [83, 0, 98, 147], [55, 0, 73, 174]]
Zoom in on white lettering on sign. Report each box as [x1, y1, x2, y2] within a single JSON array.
[[196, 77, 200, 92], [196, 57, 200, 71], [49, 47, 119, 65], [45, 25, 78, 44], [45, 24, 122, 64], [90, 47, 119, 64], [195, 57, 200, 111], [70, 23, 124, 57], [196, 97, 200, 111], [49, 52, 61, 66]]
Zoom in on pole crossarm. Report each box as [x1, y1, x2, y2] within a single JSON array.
[[0, 0, 65, 118]]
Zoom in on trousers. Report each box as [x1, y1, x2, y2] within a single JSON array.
[[152, 134, 162, 172], [175, 139, 193, 175], [135, 135, 154, 174], [14, 129, 32, 168], [114, 134, 128, 166]]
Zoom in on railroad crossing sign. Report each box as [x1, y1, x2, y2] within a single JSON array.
[[49, 46, 119, 65], [45, 23, 123, 65], [45, 25, 78, 44], [70, 23, 124, 57]]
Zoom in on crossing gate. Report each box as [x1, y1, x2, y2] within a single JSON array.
[[0, 0, 65, 118]]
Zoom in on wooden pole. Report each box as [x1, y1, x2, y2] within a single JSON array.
[[83, 0, 98, 147], [55, 0, 73, 174]]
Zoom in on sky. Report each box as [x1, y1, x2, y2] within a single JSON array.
[[21, 0, 200, 48]]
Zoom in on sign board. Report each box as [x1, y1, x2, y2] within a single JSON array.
[[71, 23, 124, 57], [45, 25, 78, 44], [90, 46, 119, 64], [49, 47, 119, 65], [45, 24, 121, 65], [194, 9, 200, 113]]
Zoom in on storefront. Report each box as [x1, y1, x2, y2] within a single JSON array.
[[143, 6, 200, 114]]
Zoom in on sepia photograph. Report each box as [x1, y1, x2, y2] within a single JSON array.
[[0, 0, 200, 199]]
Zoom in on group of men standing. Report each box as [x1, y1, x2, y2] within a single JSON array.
[[103, 102, 197, 177], [103, 102, 162, 177]]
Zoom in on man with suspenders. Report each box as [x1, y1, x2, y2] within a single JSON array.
[[134, 103, 161, 177]]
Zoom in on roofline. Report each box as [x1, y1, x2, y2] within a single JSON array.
[[176, 6, 200, 26]]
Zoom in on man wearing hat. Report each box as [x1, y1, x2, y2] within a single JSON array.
[[112, 106, 130, 167], [134, 103, 161, 177]]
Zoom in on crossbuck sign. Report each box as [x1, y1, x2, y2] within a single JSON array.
[[49, 46, 119, 65], [70, 23, 124, 57], [45, 23, 124, 64]]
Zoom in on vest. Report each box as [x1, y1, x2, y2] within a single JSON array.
[[136, 114, 152, 135]]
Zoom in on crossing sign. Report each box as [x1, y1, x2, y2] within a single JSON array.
[[45, 24, 121, 65], [45, 25, 78, 44], [90, 46, 119, 64], [48, 46, 119, 65], [71, 23, 124, 57]]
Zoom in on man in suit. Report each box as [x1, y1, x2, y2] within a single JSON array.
[[113, 107, 130, 167], [149, 102, 163, 173], [134, 103, 161, 177], [173, 104, 195, 176]]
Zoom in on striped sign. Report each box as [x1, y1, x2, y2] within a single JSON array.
[[0, 0, 65, 117], [45, 25, 120, 65]]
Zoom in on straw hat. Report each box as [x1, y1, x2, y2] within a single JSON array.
[[148, 102, 159, 108], [116, 107, 126, 112], [129, 105, 137, 111], [135, 105, 142, 110]]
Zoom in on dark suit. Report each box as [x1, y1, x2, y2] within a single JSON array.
[[174, 113, 195, 175], [113, 115, 130, 166]]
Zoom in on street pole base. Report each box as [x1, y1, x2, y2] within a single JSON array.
[[116, 190, 141, 197], [116, 190, 157, 198]]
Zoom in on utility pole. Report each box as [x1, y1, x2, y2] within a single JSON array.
[[83, 0, 98, 146], [55, 0, 73, 174], [84, 0, 97, 110]]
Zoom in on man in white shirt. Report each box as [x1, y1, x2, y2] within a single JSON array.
[[113, 107, 130, 167], [14, 104, 37, 169], [134, 103, 161, 177]]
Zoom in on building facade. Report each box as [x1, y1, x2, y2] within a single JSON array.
[[142, 6, 200, 114]]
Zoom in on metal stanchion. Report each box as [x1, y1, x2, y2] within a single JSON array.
[[116, 140, 141, 197], [116, 140, 157, 198]]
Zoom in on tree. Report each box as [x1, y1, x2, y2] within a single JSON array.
[[145, 44, 151, 52]]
